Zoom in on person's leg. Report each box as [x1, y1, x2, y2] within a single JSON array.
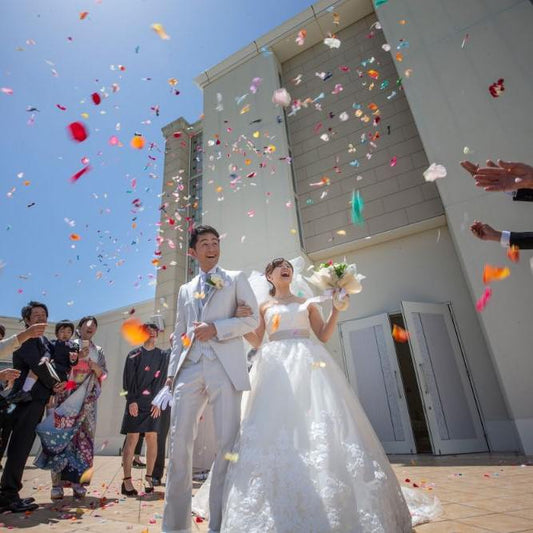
[[122, 433, 140, 492], [133, 433, 144, 465], [152, 408, 170, 482], [204, 358, 242, 533], [0, 417, 13, 463], [162, 362, 207, 533], [144, 432, 157, 492], [50, 471, 63, 500], [0, 401, 46, 502]]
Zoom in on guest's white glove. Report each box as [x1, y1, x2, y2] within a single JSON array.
[[151, 385, 173, 410]]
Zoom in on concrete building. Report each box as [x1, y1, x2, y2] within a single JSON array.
[[156, 0, 533, 456]]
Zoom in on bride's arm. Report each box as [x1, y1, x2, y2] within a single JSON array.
[[235, 303, 267, 349], [308, 302, 341, 343]]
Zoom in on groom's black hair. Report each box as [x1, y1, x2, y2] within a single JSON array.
[[189, 225, 220, 249]]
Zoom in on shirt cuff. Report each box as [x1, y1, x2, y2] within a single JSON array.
[[500, 230, 511, 248]]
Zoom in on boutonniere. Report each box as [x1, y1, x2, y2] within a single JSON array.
[[206, 273, 225, 290]]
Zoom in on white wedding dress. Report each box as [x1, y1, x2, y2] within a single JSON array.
[[193, 301, 441, 532]]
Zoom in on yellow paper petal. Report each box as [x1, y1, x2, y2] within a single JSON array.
[[151, 23, 170, 40]]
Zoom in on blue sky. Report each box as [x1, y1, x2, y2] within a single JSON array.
[[0, 0, 313, 321]]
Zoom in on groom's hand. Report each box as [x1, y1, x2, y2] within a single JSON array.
[[193, 322, 217, 342]]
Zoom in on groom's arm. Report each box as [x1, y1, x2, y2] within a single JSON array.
[[167, 286, 187, 378], [212, 272, 259, 341]]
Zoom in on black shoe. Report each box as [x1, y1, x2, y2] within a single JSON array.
[[6, 390, 33, 405], [20, 497, 36, 504], [144, 475, 154, 494], [132, 458, 146, 468], [151, 477, 161, 487], [121, 477, 138, 497], [6, 500, 39, 513]]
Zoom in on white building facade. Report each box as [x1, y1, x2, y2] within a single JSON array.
[[157, 0, 532, 456]]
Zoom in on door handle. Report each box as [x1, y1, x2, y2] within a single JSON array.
[[393, 370, 403, 399], [418, 362, 429, 394]]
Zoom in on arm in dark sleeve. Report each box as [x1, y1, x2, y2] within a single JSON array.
[[510, 232, 533, 249], [123, 350, 140, 404], [513, 189, 533, 202]]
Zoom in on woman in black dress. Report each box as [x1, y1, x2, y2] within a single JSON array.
[[121, 323, 167, 495]]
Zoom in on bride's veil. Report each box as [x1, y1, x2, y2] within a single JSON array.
[[248, 256, 314, 305]]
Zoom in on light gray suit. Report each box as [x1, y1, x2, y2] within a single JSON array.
[[162, 268, 258, 533]]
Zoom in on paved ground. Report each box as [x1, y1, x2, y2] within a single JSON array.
[[1, 454, 532, 532]]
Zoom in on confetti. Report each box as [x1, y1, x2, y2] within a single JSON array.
[[483, 264, 510, 284], [489, 78, 505, 98], [476, 287, 492, 312], [91, 92, 101, 105], [423, 163, 447, 182], [69, 233, 81, 241], [224, 452, 239, 463], [312, 361, 327, 368], [181, 333, 191, 348], [324, 36, 341, 48], [67, 122, 88, 142], [272, 88, 291, 107], [461, 33, 469, 49], [392, 324, 410, 343], [121, 318, 150, 345], [151, 23, 170, 40], [79, 11, 89, 20], [507, 245, 519, 263], [351, 190, 364, 225], [390, 156, 398, 167], [374, 0, 389, 6], [296, 29, 307, 46], [1, 88, 14, 95], [130, 134, 145, 149], [271, 314, 280, 333], [70, 165, 91, 183]]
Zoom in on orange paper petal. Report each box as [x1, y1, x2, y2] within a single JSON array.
[[507, 245, 519, 263], [69, 233, 81, 241], [181, 333, 191, 348], [392, 324, 410, 343], [130, 134, 145, 149], [271, 314, 281, 333], [121, 318, 150, 345], [482, 264, 510, 285]]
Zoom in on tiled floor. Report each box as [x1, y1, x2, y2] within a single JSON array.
[[1, 454, 532, 532]]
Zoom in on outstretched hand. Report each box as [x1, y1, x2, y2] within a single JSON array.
[[470, 221, 501, 242]]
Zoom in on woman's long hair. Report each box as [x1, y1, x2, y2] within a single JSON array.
[[265, 258, 293, 296]]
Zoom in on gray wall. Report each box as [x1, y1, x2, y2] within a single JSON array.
[[282, 13, 444, 253]]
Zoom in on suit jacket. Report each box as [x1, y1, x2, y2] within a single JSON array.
[[12, 337, 55, 402], [168, 268, 259, 391], [510, 232, 533, 249], [513, 189, 533, 202]]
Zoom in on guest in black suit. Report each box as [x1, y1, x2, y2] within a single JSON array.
[[470, 221, 533, 250], [461, 159, 533, 249], [0, 302, 65, 513]]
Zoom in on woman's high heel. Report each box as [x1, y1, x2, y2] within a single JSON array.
[[121, 477, 138, 497], [144, 474, 154, 494]]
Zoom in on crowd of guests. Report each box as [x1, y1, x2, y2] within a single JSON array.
[[0, 303, 171, 513]]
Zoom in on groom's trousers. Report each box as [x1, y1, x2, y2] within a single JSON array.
[[162, 355, 241, 533]]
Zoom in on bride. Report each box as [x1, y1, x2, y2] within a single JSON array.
[[194, 257, 440, 532]]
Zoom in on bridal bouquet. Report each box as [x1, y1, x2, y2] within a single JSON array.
[[306, 261, 365, 311]]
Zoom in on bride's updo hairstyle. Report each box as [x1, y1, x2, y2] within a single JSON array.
[[265, 258, 293, 296]]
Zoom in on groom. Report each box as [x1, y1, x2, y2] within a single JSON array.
[[162, 225, 258, 533]]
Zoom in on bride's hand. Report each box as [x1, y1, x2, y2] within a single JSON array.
[[235, 302, 253, 318]]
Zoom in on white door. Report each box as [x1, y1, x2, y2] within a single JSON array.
[[340, 314, 416, 454], [401, 302, 488, 454]]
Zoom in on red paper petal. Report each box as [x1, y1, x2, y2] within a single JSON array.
[[91, 92, 101, 105], [65, 380, 77, 391], [67, 122, 88, 142], [70, 165, 91, 183], [56, 104, 67, 111]]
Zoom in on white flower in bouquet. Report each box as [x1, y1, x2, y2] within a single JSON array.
[[306, 261, 365, 310]]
